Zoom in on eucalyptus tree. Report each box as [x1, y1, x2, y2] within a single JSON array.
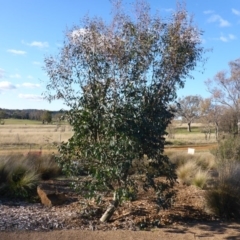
[[206, 58, 240, 134], [44, 1, 205, 222], [177, 95, 202, 132], [200, 98, 223, 140]]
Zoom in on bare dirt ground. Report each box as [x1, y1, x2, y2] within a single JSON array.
[[2, 224, 240, 240], [1, 180, 240, 240]]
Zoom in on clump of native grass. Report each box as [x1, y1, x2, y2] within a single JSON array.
[[205, 136, 240, 219], [168, 151, 214, 189], [0, 155, 39, 199], [0, 153, 61, 199], [27, 154, 61, 180]]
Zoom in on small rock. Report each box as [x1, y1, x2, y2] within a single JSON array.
[[37, 184, 67, 207]]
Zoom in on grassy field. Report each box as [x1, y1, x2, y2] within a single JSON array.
[[4, 119, 43, 125], [0, 121, 73, 152], [0, 120, 217, 155]]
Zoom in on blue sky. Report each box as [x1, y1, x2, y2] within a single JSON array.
[[0, 0, 239, 110]]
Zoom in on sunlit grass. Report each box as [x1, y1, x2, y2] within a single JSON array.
[[192, 170, 209, 189]]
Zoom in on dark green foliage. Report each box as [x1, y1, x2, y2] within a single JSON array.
[[44, 1, 205, 220]]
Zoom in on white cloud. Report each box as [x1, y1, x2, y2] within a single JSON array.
[[219, 33, 236, 42], [203, 10, 214, 15], [22, 40, 49, 48], [232, 8, 240, 16], [10, 74, 21, 79], [0, 81, 16, 90], [32, 61, 41, 65], [229, 34, 236, 40], [7, 49, 26, 55], [18, 94, 43, 100], [22, 82, 41, 88], [207, 14, 231, 27], [29, 41, 49, 48], [220, 36, 228, 42], [27, 75, 34, 79]]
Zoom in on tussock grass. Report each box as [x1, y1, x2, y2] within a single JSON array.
[[192, 170, 209, 189], [0, 156, 40, 199], [205, 163, 240, 218], [168, 151, 193, 167], [168, 151, 215, 170], [0, 153, 61, 199], [27, 154, 61, 180], [170, 152, 213, 188], [176, 161, 198, 185], [205, 137, 240, 219]]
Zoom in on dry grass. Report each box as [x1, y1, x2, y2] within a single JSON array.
[[176, 161, 199, 185], [205, 163, 240, 218], [168, 151, 215, 169], [0, 124, 73, 150], [192, 170, 209, 189], [171, 151, 214, 189]]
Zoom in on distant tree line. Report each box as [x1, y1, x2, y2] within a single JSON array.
[[0, 108, 66, 123]]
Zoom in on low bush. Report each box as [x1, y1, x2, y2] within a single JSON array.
[[205, 136, 240, 219], [205, 162, 240, 219], [212, 136, 240, 164]]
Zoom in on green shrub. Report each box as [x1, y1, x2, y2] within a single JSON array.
[[212, 136, 240, 165], [205, 136, 240, 219]]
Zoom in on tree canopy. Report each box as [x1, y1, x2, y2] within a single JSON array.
[[206, 58, 240, 133], [177, 95, 202, 132], [44, 0, 205, 222]]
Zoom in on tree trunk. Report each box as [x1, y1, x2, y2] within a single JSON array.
[[215, 122, 219, 140], [100, 192, 119, 222], [187, 122, 191, 132]]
